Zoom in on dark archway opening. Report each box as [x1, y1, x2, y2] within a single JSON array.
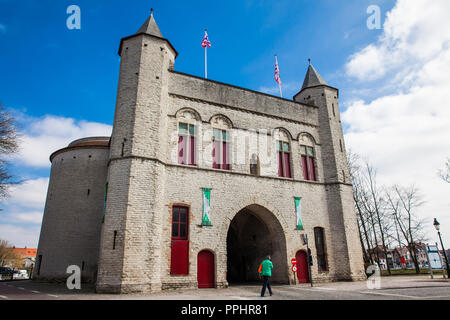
[[226, 204, 288, 285]]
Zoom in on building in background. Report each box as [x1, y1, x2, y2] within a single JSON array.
[[12, 247, 37, 269]]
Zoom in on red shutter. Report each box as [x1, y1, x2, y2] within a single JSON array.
[[284, 153, 291, 178], [308, 157, 316, 181], [171, 240, 189, 275], [178, 135, 186, 164], [190, 136, 196, 165], [302, 156, 309, 180], [222, 141, 229, 170], [212, 140, 220, 169], [278, 151, 283, 177]]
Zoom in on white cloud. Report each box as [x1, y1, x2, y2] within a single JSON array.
[[0, 114, 112, 248], [0, 224, 41, 248], [0, 178, 49, 247], [5, 178, 49, 210], [345, 0, 450, 83], [14, 115, 112, 167], [343, 0, 450, 245]]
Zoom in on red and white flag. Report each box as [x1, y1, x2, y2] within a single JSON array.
[[274, 55, 282, 97], [201, 30, 211, 48], [274, 56, 281, 85]]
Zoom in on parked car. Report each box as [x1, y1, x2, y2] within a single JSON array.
[[0, 267, 14, 280], [13, 269, 28, 279]]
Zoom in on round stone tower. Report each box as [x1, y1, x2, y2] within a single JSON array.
[[34, 137, 110, 283]]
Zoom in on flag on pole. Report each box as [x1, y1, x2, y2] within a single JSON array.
[[294, 196, 304, 230], [274, 56, 281, 85], [202, 188, 212, 226], [201, 30, 211, 48], [275, 55, 282, 97], [202, 29, 211, 79]]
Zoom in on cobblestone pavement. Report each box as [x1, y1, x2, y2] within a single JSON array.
[[1, 275, 449, 300]]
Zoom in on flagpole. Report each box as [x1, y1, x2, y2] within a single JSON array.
[[279, 81, 282, 98], [204, 29, 208, 79]]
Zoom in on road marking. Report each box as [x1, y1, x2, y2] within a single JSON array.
[[48, 294, 59, 298], [422, 295, 450, 299], [0, 295, 8, 299], [17, 287, 25, 290], [359, 291, 421, 299], [313, 287, 337, 291], [31, 290, 40, 294]]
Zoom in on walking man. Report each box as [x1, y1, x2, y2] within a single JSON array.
[[258, 255, 274, 297]]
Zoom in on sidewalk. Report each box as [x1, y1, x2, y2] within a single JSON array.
[[1, 275, 449, 300]]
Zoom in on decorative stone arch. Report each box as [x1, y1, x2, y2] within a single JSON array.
[[273, 127, 293, 142], [175, 107, 202, 123], [219, 198, 290, 284], [298, 132, 318, 146], [209, 114, 233, 129]]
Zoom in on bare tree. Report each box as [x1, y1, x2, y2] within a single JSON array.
[[348, 152, 394, 270], [438, 158, 450, 183], [0, 239, 22, 267], [348, 151, 373, 265], [385, 185, 427, 274], [0, 103, 19, 201], [362, 161, 393, 275]]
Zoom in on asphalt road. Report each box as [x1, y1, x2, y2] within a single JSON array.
[[0, 275, 449, 300]]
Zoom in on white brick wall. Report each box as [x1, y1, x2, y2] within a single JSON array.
[[38, 30, 366, 293]]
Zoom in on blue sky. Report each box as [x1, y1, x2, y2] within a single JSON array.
[[1, 0, 450, 251], [0, 0, 393, 123]]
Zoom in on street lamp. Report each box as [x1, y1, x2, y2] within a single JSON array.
[[433, 218, 450, 277]]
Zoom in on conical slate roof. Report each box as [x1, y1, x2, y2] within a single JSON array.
[[136, 10, 163, 38], [301, 63, 327, 90]]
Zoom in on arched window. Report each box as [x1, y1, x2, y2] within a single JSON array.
[[178, 123, 196, 165], [275, 129, 292, 178], [313, 227, 328, 271], [299, 134, 317, 181], [176, 109, 199, 166], [211, 115, 232, 170]]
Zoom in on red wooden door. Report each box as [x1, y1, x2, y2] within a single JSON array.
[[171, 240, 189, 275], [296, 250, 310, 283], [197, 250, 215, 288]]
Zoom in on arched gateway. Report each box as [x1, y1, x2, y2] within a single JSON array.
[[226, 204, 289, 284]]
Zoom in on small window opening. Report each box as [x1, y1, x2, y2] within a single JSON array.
[[113, 231, 117, 250]]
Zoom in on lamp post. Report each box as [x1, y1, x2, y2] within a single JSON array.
[[433, 218, 450, 277]]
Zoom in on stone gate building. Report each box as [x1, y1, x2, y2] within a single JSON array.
[[34, 12, 366, 293]]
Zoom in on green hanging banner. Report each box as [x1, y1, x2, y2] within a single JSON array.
[[294, 196, 303, 230], [202, 188, 212, 226]]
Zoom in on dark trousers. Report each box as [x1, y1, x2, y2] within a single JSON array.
[[260, 276, 272, 297]]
